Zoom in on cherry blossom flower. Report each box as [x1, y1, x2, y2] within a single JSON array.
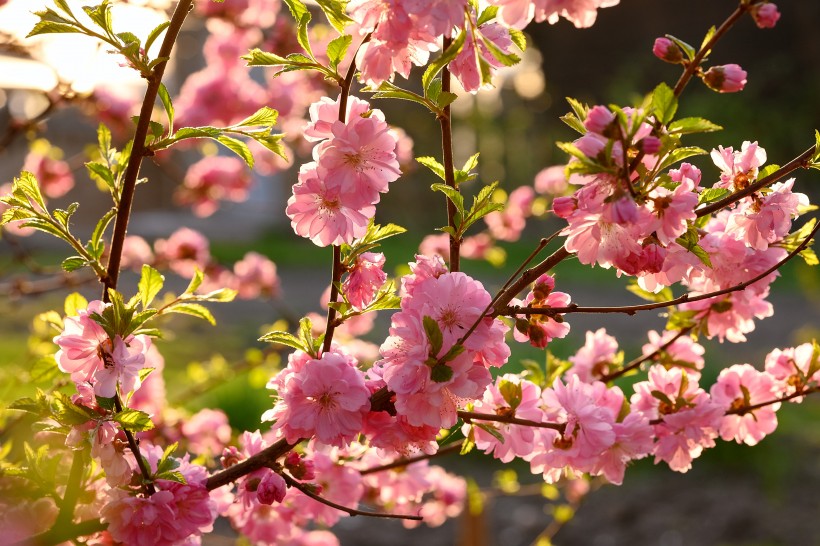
[[568, 328, 620, 382], [22, 150, 74, 198], [175, 155, 253, 217], [710, 141, 767, 190], [232, 252, 280, 299], [343, 252, 387, 310], [702, 63, 747, 93], [450, 18, 516, 93], [512, 274, 571, 348], [653, 37, 683, 63], [641, 329, 705, 379], [764, 342, 820, 400], [711, 364, 779, 445], [751, 3, 780, 28], [154, 227, 211, 278]]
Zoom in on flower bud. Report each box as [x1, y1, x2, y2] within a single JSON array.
[[751, 3, 780, 29], [552, 196, 577, 218], [641, 136, 662, 155], [652, 37, 683, 64], [702, 64, 747, 93], [256, 472, 287, 505], [583, 105, 616, 135]]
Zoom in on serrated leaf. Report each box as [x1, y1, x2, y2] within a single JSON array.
[[157, 83, 174, 136], [95, 395, 117, 411], [757, 164, 781, 180], [431, 183, 465, 216], [216, 135, 254, 168], [508, 28, 527, 52], [697, 187, 731, 205], [250, 133, 288, 160], [14, 172, 47, 212], [51, 393, 95, 426], [27, 20, 82, 37], [315, 0, 353, 33], [242, 48, 293, 67], [144, 21, 170, 53], [61, 256, 86, 272], [154, 470, 186, 484], [651, 82, 677, 125], [113, 408, 154, 432], [477, 5, 499, 26], [700, 25, 716, 54], [165, 302, 215, 325], [799, 248, 818, 266], [657, 146, 706, 172], [668, 117, 722, 135], [190, 288, 237, 302], [30, 356, 61, 383], [89, 208, 116, 259], [259, 330, 309, 352], [8, 397, 44, 415], [479, 28, 520, 68], [138, 265, 164, 309], [233, 107, 279, 128], [423, 316, 444, 357], [422, 29, 466, 94], [64, 292, 89, 316], [521, 358, 545, 387], [172, 126, 223, 140], [366, 81, 432, 110], [184, 268, 204, 295], [417, 156, 446, 180]]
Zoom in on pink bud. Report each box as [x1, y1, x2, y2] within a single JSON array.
[[552, 196, 577, 218], [641, 136, 662, 155], [583, 105, 615, 134], [256, 471, 287, 505], [652, 37, 683, 64], [751, 3, 780, 29], [702, 64, 747, 93]]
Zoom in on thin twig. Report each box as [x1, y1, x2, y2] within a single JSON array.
[[503, 218, 819, 317], [206, 438, 298, 491], [439, 36, 461, 272], [491, 246, 571, 314], [102, 0, 194, 299], [696, 144, 817, 217], [600, 326, 694, 382], [281, 471, 423, 521], [672, 4, 749, 97], [360, 440, 465, 476], [458, 410, 565, 432]]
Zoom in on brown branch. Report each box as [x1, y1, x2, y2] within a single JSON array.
[[696, 144, 817, 217], [492, 246, 571, 314], [26, 518, 107, 546], [114, 396, 155, 496], [502, 218, 818, 317], [360, 440, 465, 476], [600, 326, 694, 382], [102, 0, 194, 300], [0, 270, 96, 299], [206, 438, 298, 491], [672, 4, 749, 97], [458, 410, 565, 432], [728, 386, 820, 415], [439, 36, 461, 272], [281, 471, 423, 521]]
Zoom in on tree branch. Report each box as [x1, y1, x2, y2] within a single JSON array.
[[600, 326, 694, 382], [359, 440, 464, 476], [206, 438, 298, 491], [458, 410, 565, 432], [439, 36, 461, 272], [281, 471, 423, 521]]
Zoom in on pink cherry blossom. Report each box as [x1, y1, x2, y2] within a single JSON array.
[[711, 364, 779, 445], [154, 227, 211, 278], [642, 329, 705, 379], [175, 155, 253, 217], [304, 95, 373, 141], [54, 300, 111, 383], [120, 235, 154, 271], [269, 350, 370, 447], [287, 449, 364, 527], [450, 18, 516, 93], [92, 335, 150, 398], [534, 165, 569, 195], [764, 342, 820, 400], [710, 141, 767, 190], [725, 179, 808, 250], [286, 162, 374, 247], [653, 37, 682, 63], [702, 64, 747, 93], [22, 150, 74, 198], [751, 3, 780, 28], [343, 252, 387, 310], [181, 408, 232, 455], [512, 275, 571, 348], [484, 186, 535, 242], [233, 251, 280, 299], [568, 328, 619, 382]]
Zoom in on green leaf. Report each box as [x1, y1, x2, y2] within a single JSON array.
[[314, 0, 353, 32], [422, 29, 466, 94], [65, 292, 88, 316], [243, 48, 293, 67], [431, 183, 465, 217], [20, 219, 66, 240], [184, 268, 204, 295], [476, 5, 499, 26], [697, 187, 731, 205], [138, 265, 164, 309], [30, 356, 61, 383], [249, 133, 288, 160], [83, 2, 114, 33], [51, 392, 95, 426], [27, 20, 82, 37], [86, 161, 115, 190], [259, 330, 309, 352], [757, 163, 781, 180], [668, 117, 722, 135], [172, 126, 223, 140], [61, 256, 86, 272], [423, 316, 444, 357], [89, 208, 117, 259], [416, 156, 446, 180], [157, 83, 174, 136], [700, 25, 716, 55], [189, 288, 237, 302], [651, 82, 677, 125], [52, 203, 78, 228], [478, 28, 520, 67], [144, 21, 170, 53], [441, 344, 465, 363], [365, 81, 433, 110], [476, 422, 505, 443], [657, 146, 706, 172], [430, 363, 453, 383], [665, 34, 696, 62], [154, 470, 186, 484], [114, 408, 155, 432], [216, 135, 254, 168], [233, 107, 279, 128], [508, 28, 527, 52], [520, 359, 545, 387], [165, 302, 216, 325], [14, 172, 47, 212]]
